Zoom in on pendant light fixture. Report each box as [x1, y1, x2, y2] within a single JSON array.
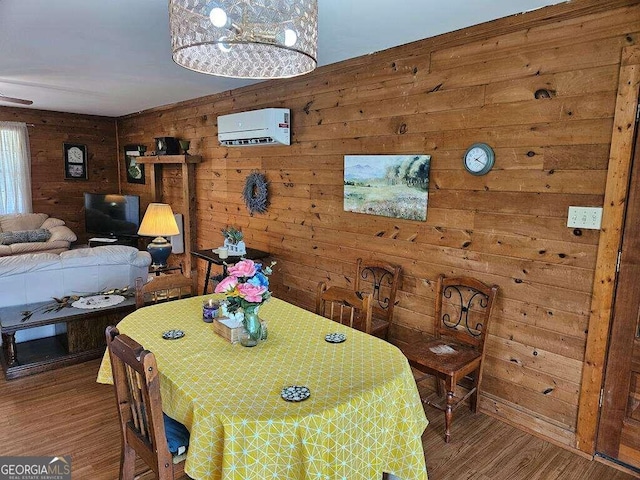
[[169, 0, 318, 79]]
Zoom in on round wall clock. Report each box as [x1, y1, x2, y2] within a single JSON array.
[[463, 143, 495, 176]]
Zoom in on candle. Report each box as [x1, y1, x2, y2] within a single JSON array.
[[202, 299, 220, 323]]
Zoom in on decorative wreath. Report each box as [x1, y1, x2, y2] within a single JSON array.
[[243, 171, 269, 215]]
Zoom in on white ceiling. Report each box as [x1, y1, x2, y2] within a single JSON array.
[[0, 0, 566, 117]]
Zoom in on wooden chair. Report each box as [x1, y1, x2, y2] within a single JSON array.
[[400, 275, 498, 443], [353, 258, 401, 339], [316, 282, 373, 333], [105, 326, 187, 480], [135, 273, 194, 309]]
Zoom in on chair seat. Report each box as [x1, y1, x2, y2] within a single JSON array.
[[402, 339, 482, 377], [370, 317, 390, 337]]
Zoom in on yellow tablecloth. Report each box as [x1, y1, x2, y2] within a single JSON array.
[[97, 296, 428, 480]]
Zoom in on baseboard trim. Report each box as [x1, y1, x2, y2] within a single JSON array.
[[478, 394, 587, 458], [595, 453, 640, 478]]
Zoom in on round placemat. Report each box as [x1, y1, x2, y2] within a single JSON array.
[[162, 329, 185, 340], [281, 385, 310, 402], [325, 333, 346, 343]]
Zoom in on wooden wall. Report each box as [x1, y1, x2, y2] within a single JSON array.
[[116, 0, 639, 452], [0, 107, 118, 244]]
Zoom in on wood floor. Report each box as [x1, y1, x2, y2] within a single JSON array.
[[0, 359, 636, 480]]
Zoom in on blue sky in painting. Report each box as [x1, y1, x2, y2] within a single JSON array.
[[344, 155, 425, 181]]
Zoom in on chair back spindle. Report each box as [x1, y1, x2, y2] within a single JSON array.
[[353, 258, 401, 339], [316, 282, 373, 333], [135, 273, 194, 309], [435, 275, 497, 352]]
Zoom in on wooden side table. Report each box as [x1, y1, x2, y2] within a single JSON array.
[[191, 247, 269, 295]]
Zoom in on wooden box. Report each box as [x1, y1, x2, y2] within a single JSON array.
[[213, 316, 244, 343]]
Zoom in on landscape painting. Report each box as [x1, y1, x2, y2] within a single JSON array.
[[344, 155, 431, 221]]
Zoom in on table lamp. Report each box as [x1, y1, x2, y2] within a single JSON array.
[[138, 203, 180, 268]]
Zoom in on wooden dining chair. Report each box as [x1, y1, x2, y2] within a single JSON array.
[[353, 258, 402, 339], [135, 273, 194, 309], [316, 282, 373, 333], [400, 275, 499, 443], [106, 326, 188, 480]]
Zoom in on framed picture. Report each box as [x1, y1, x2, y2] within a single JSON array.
[[124, 145, 145, 184], [63, 143, 88, 180], [344, 154, 431, 221]]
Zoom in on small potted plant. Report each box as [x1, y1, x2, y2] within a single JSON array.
[[221, 226, 246, 255]]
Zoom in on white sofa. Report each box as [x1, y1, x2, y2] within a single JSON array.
[[0, 213, 77, 257], [0, 245, 151, 343]]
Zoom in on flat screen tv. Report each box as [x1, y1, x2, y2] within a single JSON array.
[[84, 193, 140, 238]]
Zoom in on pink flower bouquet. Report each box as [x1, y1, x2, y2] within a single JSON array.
[[214, 259, 275, 314]]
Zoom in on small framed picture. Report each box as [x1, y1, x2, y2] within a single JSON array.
[[63, 143, 88, 180], [124, 145, 146, 184]]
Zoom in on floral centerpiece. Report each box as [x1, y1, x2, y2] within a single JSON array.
[[214, 259, 275, 345]]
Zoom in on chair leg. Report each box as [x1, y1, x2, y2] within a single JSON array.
[[469, 369, 480, 413], [444, 377, 455, 443], [435, 377, 444, 398], [120, 444, 136, 480]]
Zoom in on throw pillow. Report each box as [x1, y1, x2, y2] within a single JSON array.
[[163, 413, 190, 455], [0, 228, 52, 245]]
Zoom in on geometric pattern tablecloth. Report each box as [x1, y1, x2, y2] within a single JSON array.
[[97, 296, 428, 480]]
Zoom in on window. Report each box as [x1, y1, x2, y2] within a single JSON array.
[[0, 121, 32, 214]]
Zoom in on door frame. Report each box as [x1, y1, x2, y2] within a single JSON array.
[[576, 45, 640, 455], [596, 114, 640, 463]]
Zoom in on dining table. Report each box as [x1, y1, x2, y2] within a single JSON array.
[[97, 295, 428, 480]]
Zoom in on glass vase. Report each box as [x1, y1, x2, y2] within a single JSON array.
[[241, 307, 262, 347]]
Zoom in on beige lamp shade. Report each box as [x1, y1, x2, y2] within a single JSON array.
[[138, 203, 180, 237]]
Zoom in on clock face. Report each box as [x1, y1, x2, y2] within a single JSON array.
[[463, 143, 494, 175], [67, 146, 84, 163]]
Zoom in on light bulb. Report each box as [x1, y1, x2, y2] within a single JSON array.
[[284, 28, 297, 47], [209, 7, 228, 28]]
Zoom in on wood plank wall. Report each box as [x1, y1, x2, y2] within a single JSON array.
[[117, 0, 640, 452], [0, 107, 118, 244]]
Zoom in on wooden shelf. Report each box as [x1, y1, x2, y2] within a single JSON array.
[[136, 154, 201, 165]]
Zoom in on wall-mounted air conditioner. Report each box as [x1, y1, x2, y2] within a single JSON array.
[[218, 108, 290, 146]]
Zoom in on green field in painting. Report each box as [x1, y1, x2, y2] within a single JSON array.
[[344, 181, 427, 221]]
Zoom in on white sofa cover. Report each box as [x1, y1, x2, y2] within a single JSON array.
[[0, 245, 151, 343]]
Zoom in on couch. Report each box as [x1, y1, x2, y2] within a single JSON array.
[[0, 213, 77, 257], [0, 245, 151, 343]]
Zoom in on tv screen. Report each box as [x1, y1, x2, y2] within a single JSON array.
[[84, 193, 140, 238]]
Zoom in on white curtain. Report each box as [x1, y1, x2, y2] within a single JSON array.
[[0, 121, 32, 214]]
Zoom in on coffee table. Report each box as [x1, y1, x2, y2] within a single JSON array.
[[0, 296, 135, 379]]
